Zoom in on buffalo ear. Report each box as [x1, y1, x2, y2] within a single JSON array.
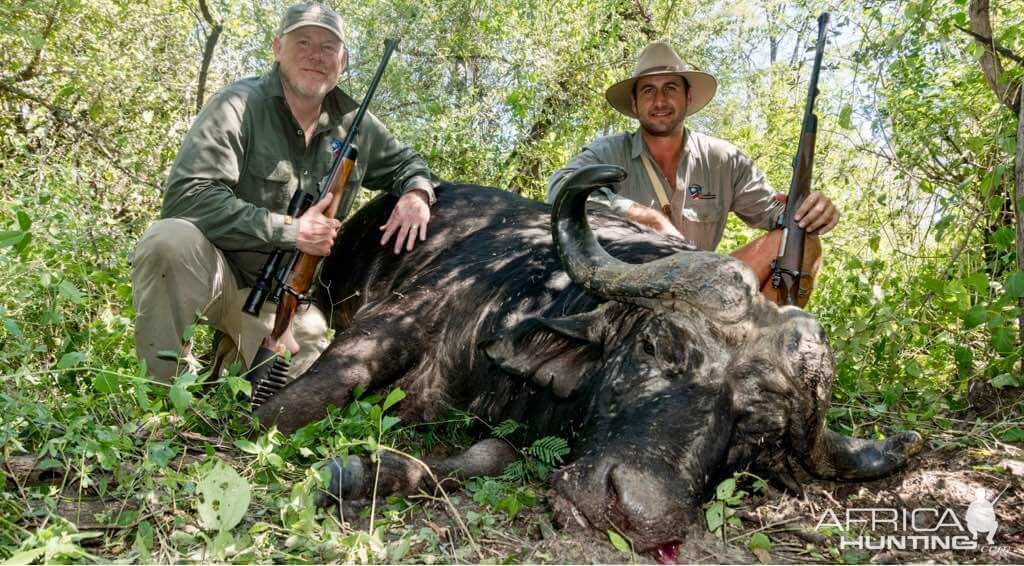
[[481, 309, 607, 398]]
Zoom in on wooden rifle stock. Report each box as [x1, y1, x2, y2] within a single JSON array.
[[771, 14, 828, 306], [268, 153, 357, 343]]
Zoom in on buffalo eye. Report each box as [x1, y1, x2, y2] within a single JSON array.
[[642, 340, 656, 357]]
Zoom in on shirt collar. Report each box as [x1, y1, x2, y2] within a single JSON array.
[[630, 127, 693, 160]]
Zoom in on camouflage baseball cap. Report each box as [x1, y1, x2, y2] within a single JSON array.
[[278, 3, 345, 43]]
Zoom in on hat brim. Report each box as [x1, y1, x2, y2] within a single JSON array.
[[280, 22, 345, 43], [605, 70, 717, 119]]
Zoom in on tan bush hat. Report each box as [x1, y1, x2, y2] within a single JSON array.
[[278, 3, 345, 43], [605, 41, 717, 119]]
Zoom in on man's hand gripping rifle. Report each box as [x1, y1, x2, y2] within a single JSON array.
[[771, 14, 828, 307], [242, 39, 399, 408]]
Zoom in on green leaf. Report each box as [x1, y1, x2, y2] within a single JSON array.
[[169, 382, 192, 412], [226, 374, 251, 398], [705, 500, 725, 533], [607, 530, 631, 554], [234, 439, 260, 454], [492, 419, 521, 438], [1006, 272, 1024, 299], [57, 280, 84, 304], [134, 520, 153, 560], [991, 327, 1015, 355], [16, 210, 30, 231], [954, 346, 972, 372], [749, 532, 773, 551], [838, 104, 853, 129], [715, 477, 736, 500], [1000, 427, 1024, 442], [963, 272, 989, 294], [963, 305, 988, 329], [496, 493, 522, 517], [3, 547, 47, 564], [991, 373, 1021, 389], [387, 538, 411, 563], [904, 359, 921, 379], [266, 453, 284, 468], [14, 232, 31, 255], [3, 319, 24, 338], [992, 164, 1006, 189], [0, 230, 25, 247], [380, 415, 401, 432], [993, 226, 1015, 249], [197, 460, 251, 532], [148, 442, 177, 467], [381, 388, 406, 412], [56, 351, 87, 369], [93, 371, 120, 394]]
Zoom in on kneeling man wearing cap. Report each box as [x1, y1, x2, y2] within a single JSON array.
[[132, 2, 438, 383]]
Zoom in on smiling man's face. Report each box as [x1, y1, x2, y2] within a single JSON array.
[[273, 26, 346, 102], [632, 75, 690, 137]]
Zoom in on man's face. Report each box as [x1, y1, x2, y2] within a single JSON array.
[[632, 75, 690, 137], [273, 26, 347, 102]]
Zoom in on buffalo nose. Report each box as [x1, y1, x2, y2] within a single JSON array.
[[607, 464, 674, 522]]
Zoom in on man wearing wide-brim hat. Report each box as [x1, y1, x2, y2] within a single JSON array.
[[548, 41, 839, 306], [132, 2, 438, 383]]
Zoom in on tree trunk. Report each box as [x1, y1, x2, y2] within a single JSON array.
[[969, 0, 1014, 108], [968, 0, 1024, 349], [196, 0, 223, 113], [1016, 93, 1024, 341]]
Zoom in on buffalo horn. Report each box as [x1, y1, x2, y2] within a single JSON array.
[[551, 164, 758, 323]]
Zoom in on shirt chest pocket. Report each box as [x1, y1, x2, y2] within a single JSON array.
[[680, 195, 723, 224], [244, 158, 296, 212]]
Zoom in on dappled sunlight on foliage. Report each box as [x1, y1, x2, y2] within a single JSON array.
[[1, 0, 1023, 562]]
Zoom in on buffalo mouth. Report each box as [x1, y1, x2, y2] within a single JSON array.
[[548, 459, 698, 554]]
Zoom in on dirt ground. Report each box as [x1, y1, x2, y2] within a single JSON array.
[[355, 432, 1024, 564], [6, 420, 1023, 563]]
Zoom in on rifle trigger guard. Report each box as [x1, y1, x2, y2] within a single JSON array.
[[770, 259, 804, 289]]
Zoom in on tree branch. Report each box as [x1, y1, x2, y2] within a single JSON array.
[[967, 0, 1019, 112], [0, 80, 156, 188], [955, 25, 1024, 66], [195, 0, 223, 113], [15, 5, 61, 82]]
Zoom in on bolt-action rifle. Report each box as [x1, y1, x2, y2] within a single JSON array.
[[771, 14, 828, 306], [243, 38, 399, 407]]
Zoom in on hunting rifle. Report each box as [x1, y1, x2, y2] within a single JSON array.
[[243, 38, 400, 407], [771, 13, 828, 306]]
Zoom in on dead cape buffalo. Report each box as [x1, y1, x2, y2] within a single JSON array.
[[254, 164, 923, 552]]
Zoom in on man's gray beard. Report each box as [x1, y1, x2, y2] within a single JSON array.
[[281, 68, 331, 100]]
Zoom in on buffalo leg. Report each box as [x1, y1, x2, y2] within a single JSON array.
[[254, 316, 421, 434], [315, 438, 518, 507], [804, 429, 924, 481]]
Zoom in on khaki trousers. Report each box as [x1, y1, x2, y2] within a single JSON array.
[[131, 219, 329, 383]]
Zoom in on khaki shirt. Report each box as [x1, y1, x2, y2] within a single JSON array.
[[162, 63, 435, 286], [548, 129, 783, 252]]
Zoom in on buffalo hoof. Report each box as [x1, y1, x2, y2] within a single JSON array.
[[889, 430, 925, 458], [315, 456, 369, 508], [829, 429, 925, 481]]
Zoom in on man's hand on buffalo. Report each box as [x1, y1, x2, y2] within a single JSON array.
[[625, 202, 684, 239], [773, 191, 840, 235], [297, 193, 341, 256], [380, 188, 431, 254]]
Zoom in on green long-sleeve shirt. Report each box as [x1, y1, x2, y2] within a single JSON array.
[[162, 63, 435, 286]]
